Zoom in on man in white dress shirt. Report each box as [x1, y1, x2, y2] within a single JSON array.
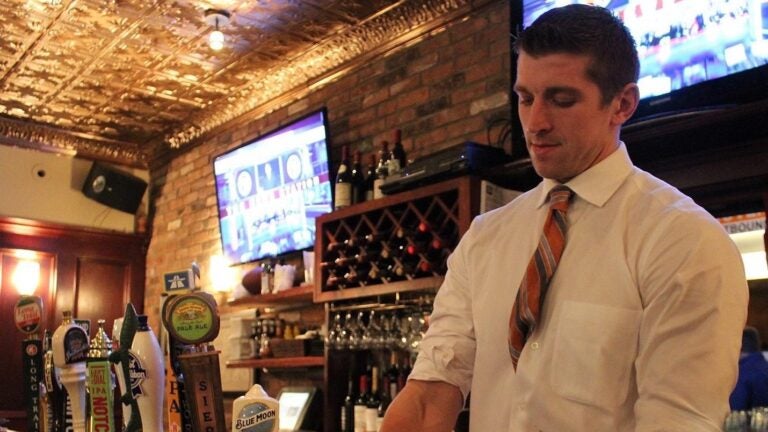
[[381, 4, 748, 431]]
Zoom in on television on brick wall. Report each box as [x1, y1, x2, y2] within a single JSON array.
[[514, 0, 768, 122], [212, 108, 334, 265]]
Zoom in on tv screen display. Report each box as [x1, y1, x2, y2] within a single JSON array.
[[520, 0, 768, 117], [213, 108, 333, 265]]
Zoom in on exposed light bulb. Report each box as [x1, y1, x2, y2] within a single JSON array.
[[209, 254, 233, 293], [209, 29, 225, 51], [13, 260, 40, 296]]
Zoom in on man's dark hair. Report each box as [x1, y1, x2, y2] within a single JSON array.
[[514, 4, 640, 105]]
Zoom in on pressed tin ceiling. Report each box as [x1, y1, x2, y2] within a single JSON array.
[[0, 0, 488, 168]]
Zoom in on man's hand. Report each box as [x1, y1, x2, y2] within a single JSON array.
[[380, 379, 463, 432]]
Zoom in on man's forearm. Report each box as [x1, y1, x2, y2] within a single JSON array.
[[380, 379, 463, 432]]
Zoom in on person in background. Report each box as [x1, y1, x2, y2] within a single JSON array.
[[730, 326, 768, 411], [381, 4, 748, 431]]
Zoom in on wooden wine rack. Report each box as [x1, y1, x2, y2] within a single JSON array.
[[314, 176, 481, 302]]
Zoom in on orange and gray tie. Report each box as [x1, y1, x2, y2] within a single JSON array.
[[508, 185, 573, 369]]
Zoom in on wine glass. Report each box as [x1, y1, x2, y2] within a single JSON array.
[[326, 312, 345, 350], [346, 311, 364, 351]]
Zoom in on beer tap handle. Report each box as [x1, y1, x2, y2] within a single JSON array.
[[107, 304, 142, 432]]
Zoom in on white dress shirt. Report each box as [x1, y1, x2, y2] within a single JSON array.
[[410, 143, 749, 431]]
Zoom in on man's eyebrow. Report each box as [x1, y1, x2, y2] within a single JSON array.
[[543, 87, 580, 98], [512, 85, 581, 97]]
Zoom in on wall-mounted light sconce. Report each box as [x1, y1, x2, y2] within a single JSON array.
[[209, 254, 234, 295], [205, 9, 231, 51], [13, 260, 41, 296]]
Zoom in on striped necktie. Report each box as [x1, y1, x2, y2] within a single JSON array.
[[508, 185, 573, 369]]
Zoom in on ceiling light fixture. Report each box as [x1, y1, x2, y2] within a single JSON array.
[[205, 9, 231, 51]]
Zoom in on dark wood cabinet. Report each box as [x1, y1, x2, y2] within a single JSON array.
[[0, 217, 146, 430]]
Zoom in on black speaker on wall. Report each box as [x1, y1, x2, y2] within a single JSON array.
[[82, 162, 148, 214]]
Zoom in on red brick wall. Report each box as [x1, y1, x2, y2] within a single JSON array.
[[144, 0, 511, 328]]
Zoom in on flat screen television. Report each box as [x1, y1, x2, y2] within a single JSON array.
[[515, 0, 768, 122], [213, 108, 334, 265]]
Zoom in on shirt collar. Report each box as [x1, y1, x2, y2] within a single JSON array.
[[537, 142, 633, 208]]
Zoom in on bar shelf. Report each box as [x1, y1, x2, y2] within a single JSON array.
[[226, 355, 325, 369]]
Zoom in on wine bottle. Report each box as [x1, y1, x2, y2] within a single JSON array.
[[375, 249, 395, 282], [341, 374, 355, 432], [335, 145, 352, 210], [364, 154, 377, 202], [391, 263, 407, 282], [390, 228, 408, 257], [343, 270, 361, 288], [386, 351, 400, 400], [425, 238, 446, 262], [373, 141, 390, 200], [344, 236, 361, 256], [412, 221, 432, 250], [326, 274, 346, 290], [350, 150, 365, 205], [366, 267, 382, 285], [377, 379, 391, 430], [354, 374, 369, 432], [416, 261, 435, 277], [389, 129, 407, 174], [365, 367, 381, 432], [403, 244, 421, 265], [398, 355, 412, 392]]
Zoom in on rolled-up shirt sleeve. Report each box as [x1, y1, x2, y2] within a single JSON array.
[[409, 227, 477, 400]]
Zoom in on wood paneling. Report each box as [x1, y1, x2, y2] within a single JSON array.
[[0, 251, 55, 431], [0, 217, 146, 431]]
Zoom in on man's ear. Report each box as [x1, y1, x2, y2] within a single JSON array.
[[611, 83, 640, 126]]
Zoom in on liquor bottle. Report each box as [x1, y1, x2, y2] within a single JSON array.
[[354, 374, 369, 432], [373, 141, 390, 200], [130, 315, 165, 432], [350, 150, 365, 205], [341, 374, 355, 432], [335, 145, 352, 210], [364, 154, 377, 202], [365, 366, 381, 432], [389, 130, 407, 175]]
